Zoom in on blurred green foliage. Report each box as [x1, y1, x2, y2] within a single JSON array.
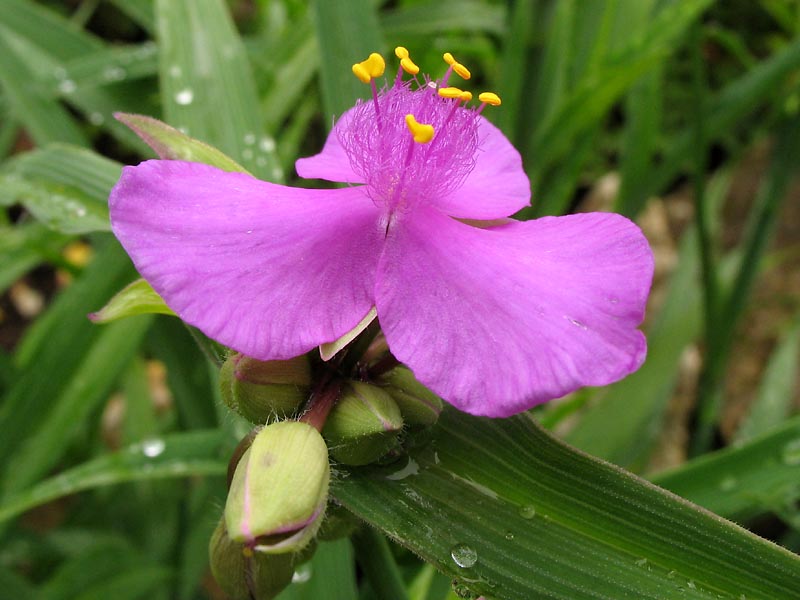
[[1, 0, 800, 598]]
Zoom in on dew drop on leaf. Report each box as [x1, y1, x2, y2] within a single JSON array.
[[781, 439, 800, 465], [518, 505, 536, 519], [174, 88, 194, 106], [141, 438, 165, 458], [450, 543, 477, 568]]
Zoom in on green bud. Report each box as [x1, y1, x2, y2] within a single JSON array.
[[380, 367, 443, 427], [225, 420, 329, 554], [220, 354, 311, 424], [323, 381, 403, 466], [209, 517, 296, 600]]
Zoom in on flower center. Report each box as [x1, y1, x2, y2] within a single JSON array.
[[338, 48, 501, 216]]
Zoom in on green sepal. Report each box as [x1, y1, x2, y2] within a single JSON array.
[[323, 381, 403, 466]]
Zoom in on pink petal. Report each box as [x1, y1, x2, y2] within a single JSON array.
[[295, 108, 364, 184], [110, 160, 382, 359], [431, 116, 531, 220], [375, 208, 654, 417]]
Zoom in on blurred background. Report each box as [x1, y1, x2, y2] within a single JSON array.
[[0, 0, 799, 598]]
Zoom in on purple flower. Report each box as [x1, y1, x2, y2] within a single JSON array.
[[109, 49, 654, 418]]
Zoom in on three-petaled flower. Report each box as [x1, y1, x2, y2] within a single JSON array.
[[109, 48, 654, 417]]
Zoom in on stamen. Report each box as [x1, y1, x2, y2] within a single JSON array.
[[351, 53, 386, 83], [437, 86, 466, 99], [405, 114, 435, 144], [478, 92, 501, 106], [476, 91, 501, 115], [394, 47, 419, 75], [443, 52, 471, 80]]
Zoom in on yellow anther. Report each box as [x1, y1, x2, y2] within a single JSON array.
[[351, 52, 386, 83], [405, 114, 435, 144], [395, 46, 419, 74], [400, 57, 419, 75], [460, 90, 473, 102], [478, 92, 501, 106], [438, 86, 465, 99], [442, 52, 471, 80], [242, 547, 254, 558]]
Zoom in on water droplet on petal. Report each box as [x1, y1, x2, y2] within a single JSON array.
[[518, 505, 536, 519], [141, 438, 165, 457], [174, 88, 194, 105], [781, 439, 800, 465], [566, 317, 588, 329], [450, 543, 477, 568]]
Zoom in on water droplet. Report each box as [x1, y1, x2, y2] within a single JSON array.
[[243, 133, 256, 145], [245, 230, 253, 235], [259, 136, 276, 153], [271, 166, 284, 181], [256, 156, 267, 168], [292, 563, 312, 583], [141, 438, 165, 457], [635, 558, 648, 567], [667, 570, 677, 579], [504, 531, 514, 540], [88, 112, 105, 126], [53, 66, 67, 80], [169, 65, 182, 78], [174, 88, 194, 105], [781, 439, 800, 465], [103, 66, 126, 81], [719, 476, 737, 491], [566, 316, 587, 329], [687, 580, 697, 590], [518, 505, 536, 519], [385, 457, 419, 480], [58, 79, 76, 94], [450, 543, 477, 568], [242, 148, 253, 160]]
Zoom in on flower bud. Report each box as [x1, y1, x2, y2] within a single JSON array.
[[322, 381, 403, 465], [380, 367, 443, 427], [225, 420, 329, 554], [220, 354, 311, 424], [209, 517, 296, 600]]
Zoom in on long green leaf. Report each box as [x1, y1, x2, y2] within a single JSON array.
[[311, 0, 384, 123], [156, 0, 281, 180], [653, 414, 800, 520], [0, 431, 225, 524], [333, 410, 800, 599], [0, 25, 87, 147]]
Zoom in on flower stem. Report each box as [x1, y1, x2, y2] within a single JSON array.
[[300, 377, 341, 432], [351, 528, 408, 600]]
